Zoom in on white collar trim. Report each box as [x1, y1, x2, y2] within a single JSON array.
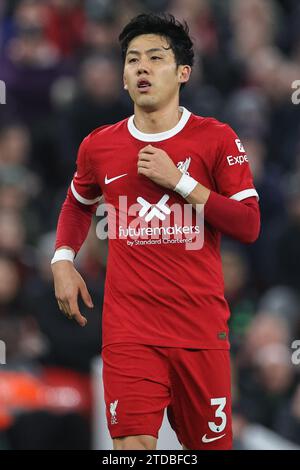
[[127, 106, 191, 142]]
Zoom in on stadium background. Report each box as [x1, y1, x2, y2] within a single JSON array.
[[0, 0, 300, 450]]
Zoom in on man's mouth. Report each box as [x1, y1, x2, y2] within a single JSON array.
[[137, 79, 152, 92]]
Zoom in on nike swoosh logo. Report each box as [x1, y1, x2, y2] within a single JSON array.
[[105, 173, 127, 185], [201, 433, 226, 443]]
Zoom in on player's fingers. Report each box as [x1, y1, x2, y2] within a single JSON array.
[[68, 299, 87, 327], [138, 152, 152, 161], [139, 144, 156, 154], [58, 299, 73, 319], [137, 167, 151, 177], [79, 284, 94, 309], [57, 298, 68, 314], [137, 160, 151, 169]]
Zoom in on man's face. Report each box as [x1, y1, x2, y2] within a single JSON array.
[[123, 34, 190, 111]]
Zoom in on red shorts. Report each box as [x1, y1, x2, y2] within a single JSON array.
[[102, 343, 232, 450]]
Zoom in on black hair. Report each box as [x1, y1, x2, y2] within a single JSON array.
[[119, 13, 194, 70]]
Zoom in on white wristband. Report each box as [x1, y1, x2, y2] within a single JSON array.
[[174, 174, 198, 198], [51, 248, 75, 265]]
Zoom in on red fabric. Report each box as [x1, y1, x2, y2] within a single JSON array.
[[54, 111, 259, 350], [72, 132, 104, 202], [102, 343, 232, 449], [55, 187, 97, 253], [204, 193, 260, 243]]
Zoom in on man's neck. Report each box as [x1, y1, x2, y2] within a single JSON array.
[[133, 102, 182, 134]]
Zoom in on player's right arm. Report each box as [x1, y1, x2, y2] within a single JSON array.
[[52, 250, 93, 327], [51, 135, 102, 327]]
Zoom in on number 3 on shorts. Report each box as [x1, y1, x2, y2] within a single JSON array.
[[208, 397, 227, 433]]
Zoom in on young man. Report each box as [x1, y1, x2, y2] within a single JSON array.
[[51, 14, 260, 450]]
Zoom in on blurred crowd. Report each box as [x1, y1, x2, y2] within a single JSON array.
[[0, 0, 300, 450]]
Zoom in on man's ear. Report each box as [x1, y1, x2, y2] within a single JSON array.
[[179, 65, 192, 85]]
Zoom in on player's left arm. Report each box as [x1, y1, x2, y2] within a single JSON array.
[[186, 189, 260, 243], [137, 129, 260, 244]]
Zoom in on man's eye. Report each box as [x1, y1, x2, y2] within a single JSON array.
[[128, 58, 138, 63], [151, 56, 162, 60]]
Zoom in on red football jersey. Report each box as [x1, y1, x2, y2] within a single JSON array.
[[71, 107, 258, 349]]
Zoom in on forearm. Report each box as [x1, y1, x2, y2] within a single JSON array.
[[184, 184, 260, 243], [55, 187, 98, 254]]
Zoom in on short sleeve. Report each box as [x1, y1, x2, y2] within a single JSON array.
[[71, 135, 102, 205], [213, 124, 259, 201]]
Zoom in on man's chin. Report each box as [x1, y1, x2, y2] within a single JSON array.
[[135, 96, 158, 111]]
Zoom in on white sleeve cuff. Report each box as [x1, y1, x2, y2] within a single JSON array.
[[71, 180, 102, 205], [230, 188, 259, 201]]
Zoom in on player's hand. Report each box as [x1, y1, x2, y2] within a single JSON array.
[[137, 145, 182, 189], [51, 261, 94, 327]]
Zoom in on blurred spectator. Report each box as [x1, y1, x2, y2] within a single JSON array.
[[0, 123, 42, 239], [277, 173, 300, 291], [258, 285, 300, 337], [64, 53, 131, 147], [229, 0, 279, 59], [45, 0, 85, 58], [277, 384, 300, 445], [0, 122, 30, 166], [235, 313, 298, 435], [224, 89, 270, 140], [221, 243, 258, 352], [0, 210, 26, 256], [0, 0, 74, 128], [241, 312, 291, 364], [238, 341, 297, 429], [242, 134, 286, 288], [0, 253, 44, 364], [171, 0, 218, 55]]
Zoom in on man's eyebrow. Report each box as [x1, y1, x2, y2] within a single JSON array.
[[126, 47, 169, 56]]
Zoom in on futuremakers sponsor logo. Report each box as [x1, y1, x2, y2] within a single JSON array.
[[119, 195, 202, 248], [96, 195, 204, 250], [137, 194, 171, 222]]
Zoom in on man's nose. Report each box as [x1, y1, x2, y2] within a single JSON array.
[[137, 58, 150, 74]]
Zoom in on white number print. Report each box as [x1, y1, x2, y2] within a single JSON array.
[[208, 397, 227, 433]]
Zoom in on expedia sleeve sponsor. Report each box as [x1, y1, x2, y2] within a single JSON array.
[[226, 154, 249, 166], [213, 124, 258, 201]]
